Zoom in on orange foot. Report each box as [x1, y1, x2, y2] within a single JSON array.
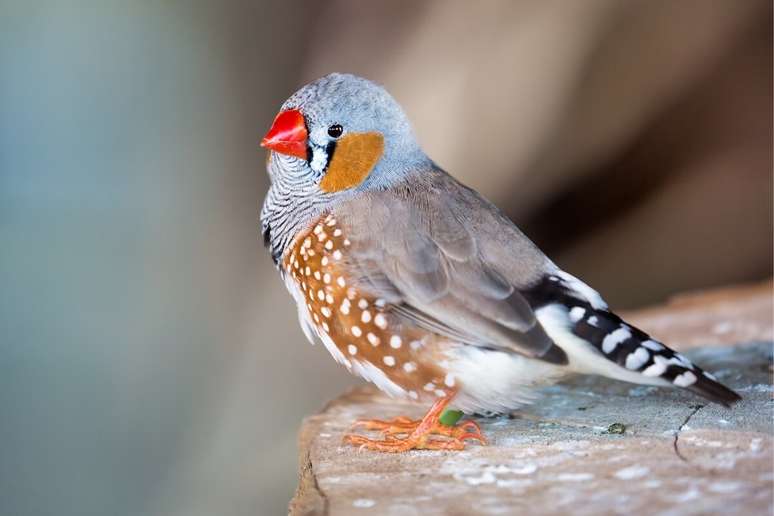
[[342, 395, 487, 452]]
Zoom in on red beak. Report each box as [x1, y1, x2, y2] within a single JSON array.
[[260, 109, 308, 160]]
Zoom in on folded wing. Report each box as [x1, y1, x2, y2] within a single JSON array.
[[337, 169, 566, 364]]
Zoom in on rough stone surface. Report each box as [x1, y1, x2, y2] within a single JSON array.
[[290, 282, 773, 515]]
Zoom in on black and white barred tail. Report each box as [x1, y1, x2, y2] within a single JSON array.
[[525, 272, 742, 407]]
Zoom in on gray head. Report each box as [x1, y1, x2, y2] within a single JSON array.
[[260, 73, 429, 263]]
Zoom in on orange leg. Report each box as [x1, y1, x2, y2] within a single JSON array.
[[342, 394, 487, 452]]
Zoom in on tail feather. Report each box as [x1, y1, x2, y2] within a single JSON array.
[[686, 372, 742, 407], [570, 307, 741, 406], [525, 272, 742, 407]]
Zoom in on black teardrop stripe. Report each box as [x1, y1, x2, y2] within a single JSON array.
[[523, 275, 741, 406], [323, 140, 337, 172], [261, 222, 280, 265]]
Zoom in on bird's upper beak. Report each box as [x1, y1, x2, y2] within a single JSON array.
[[260, 109, 308, 160]]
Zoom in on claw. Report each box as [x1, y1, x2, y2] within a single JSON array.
[[342, 393, 487, 452]]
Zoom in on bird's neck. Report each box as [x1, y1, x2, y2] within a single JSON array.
[[260, 148, 433, 265]]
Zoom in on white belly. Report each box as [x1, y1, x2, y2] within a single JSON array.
[[444, 346, 570, 415]]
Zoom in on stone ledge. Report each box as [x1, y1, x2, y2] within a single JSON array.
[[290, 281, 773, 515]]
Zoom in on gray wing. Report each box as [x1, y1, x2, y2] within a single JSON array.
[[337, 168, 566, 364]]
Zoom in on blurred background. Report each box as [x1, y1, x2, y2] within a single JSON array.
[[1, 1, 771, 515]]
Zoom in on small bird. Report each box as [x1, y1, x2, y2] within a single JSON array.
[[260, 73, 740, 452]]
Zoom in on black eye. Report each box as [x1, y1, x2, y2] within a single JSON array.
[[327, 124, 343, 138]]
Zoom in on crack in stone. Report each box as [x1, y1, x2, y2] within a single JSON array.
[[307, 448, 329, 515], [673, 404, 705, 462]]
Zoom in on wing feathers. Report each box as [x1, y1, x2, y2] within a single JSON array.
[[337, 168, 564, 363]]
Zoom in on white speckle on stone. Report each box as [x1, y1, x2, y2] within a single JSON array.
[[551, 440, 590, 451], [738, 384, 773, 393], [455, 471, 496, 486], [505, 463, 538, 475], [556, 472, 595, 482], [352, 498, 376, 508], [496, 478, 534, 488], [708, 481, 743, 493], [629, 386, 657, 397], [614, 465, 650, 479], [670, 488, 701, 503]]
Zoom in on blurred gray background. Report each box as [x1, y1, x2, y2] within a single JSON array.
[[1, 1, 771, 515]]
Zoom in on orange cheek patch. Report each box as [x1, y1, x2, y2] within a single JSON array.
[[319, 132, 384, 192]]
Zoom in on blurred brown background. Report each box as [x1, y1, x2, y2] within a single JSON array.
[[1, 1, 771, 515]]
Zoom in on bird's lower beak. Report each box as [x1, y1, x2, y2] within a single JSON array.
[[261, 108, 308, 160]]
